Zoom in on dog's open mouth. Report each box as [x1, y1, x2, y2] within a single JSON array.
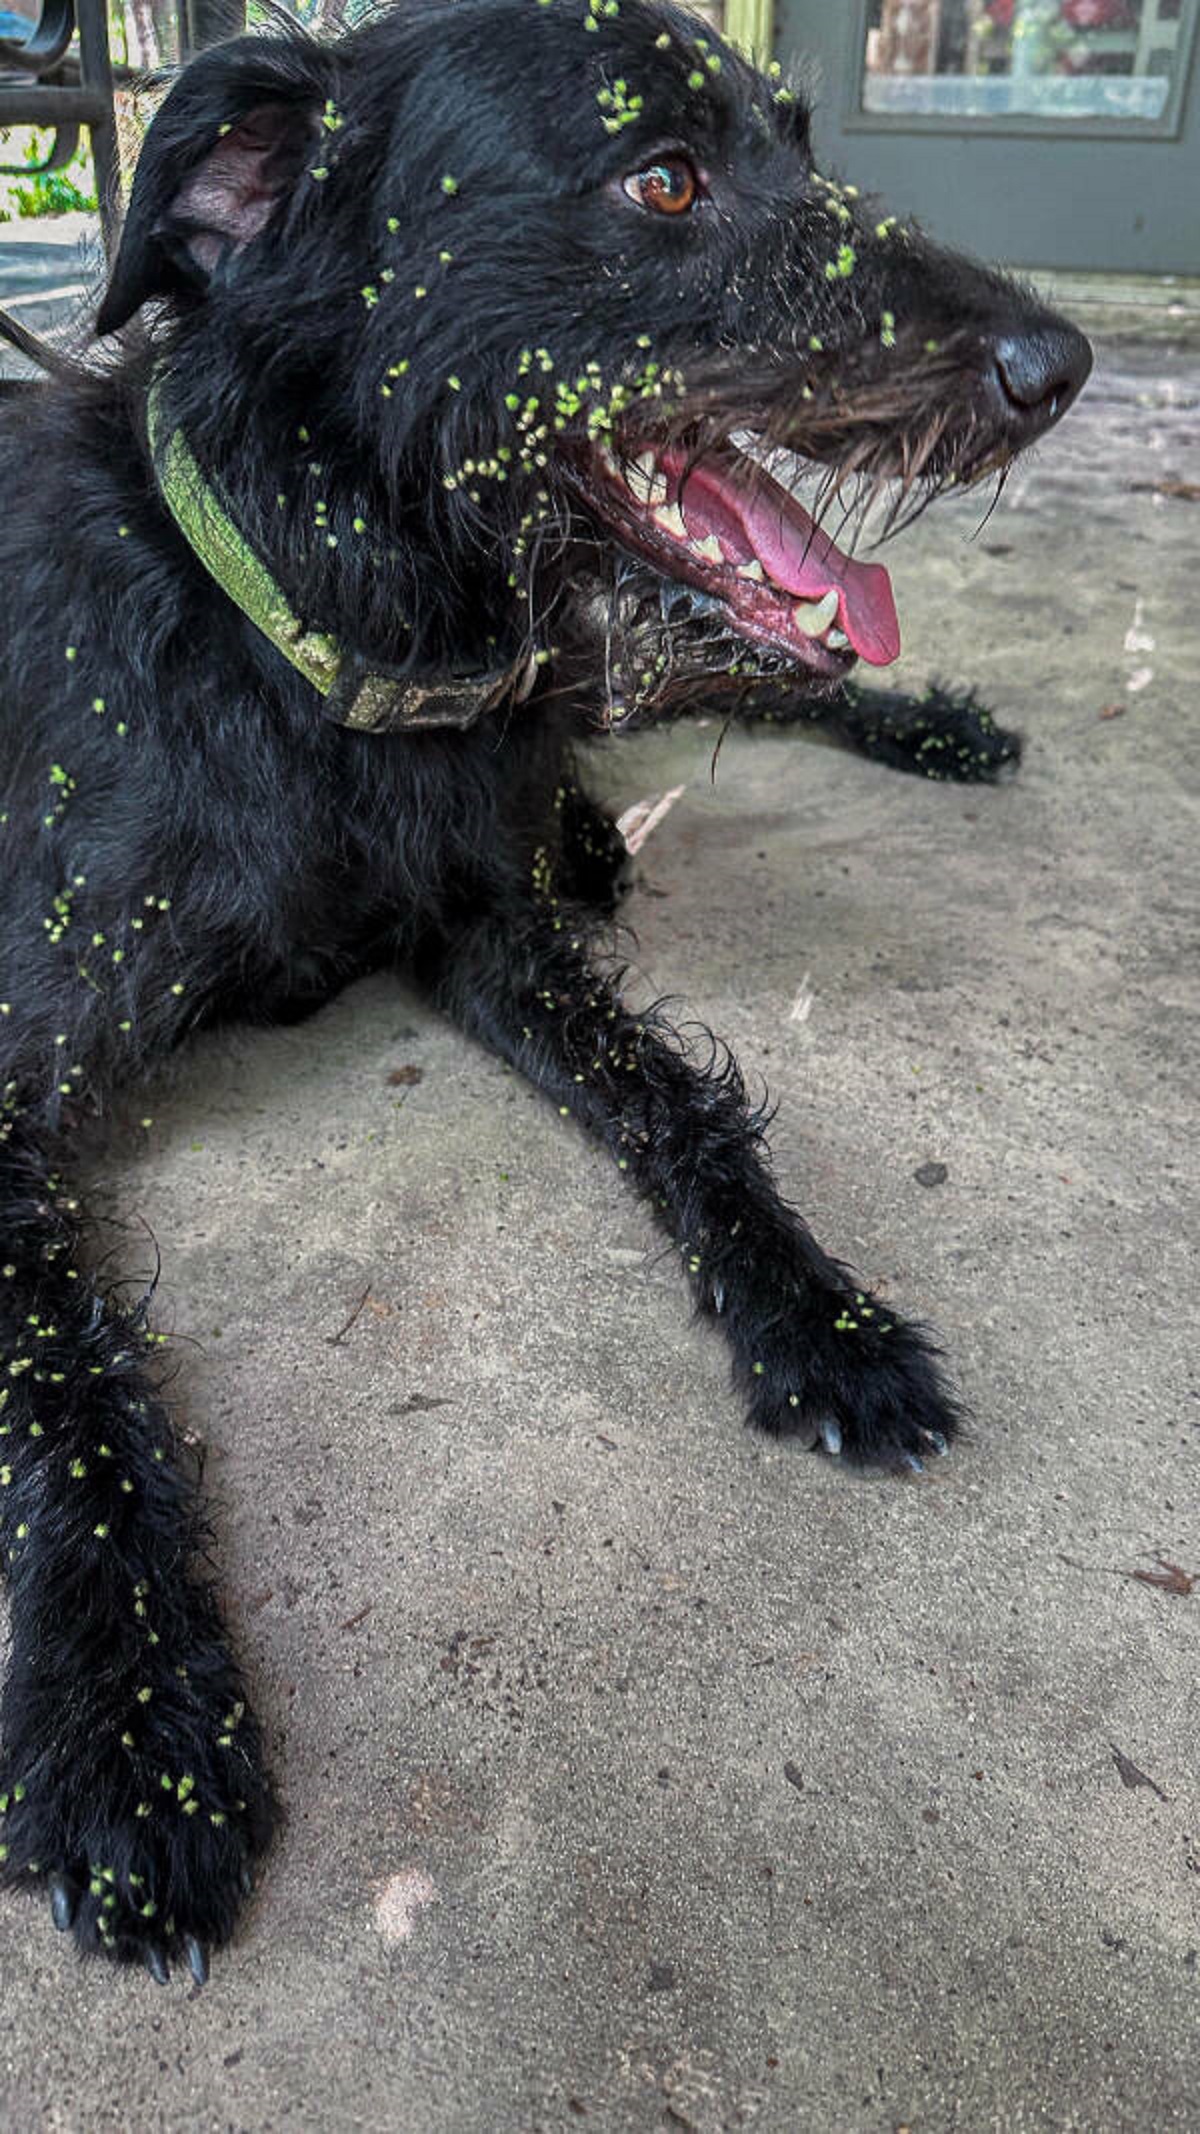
[[580, 438, 901, 677]]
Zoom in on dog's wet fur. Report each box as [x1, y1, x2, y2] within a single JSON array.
[[0, 0, 1090, 1978]]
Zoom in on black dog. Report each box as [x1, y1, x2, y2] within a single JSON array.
[[0, 0, 1090, 1981]]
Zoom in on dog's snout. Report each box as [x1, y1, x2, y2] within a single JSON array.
[[988, 323, 1093, 435]]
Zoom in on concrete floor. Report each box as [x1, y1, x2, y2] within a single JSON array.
[[1, 226, 1198, 2130]]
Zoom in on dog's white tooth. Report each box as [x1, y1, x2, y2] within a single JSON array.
[[736, 558, 765, 583], [692, 533, 724, 565], [634, 452, 669, 506], [826, 626, 849, 650], [625, 460, 653, 504], [652, 502, 688, 541], [793, 589, 839, 636]]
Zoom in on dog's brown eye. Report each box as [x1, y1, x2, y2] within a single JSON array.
[[622, 157, 698, 216]]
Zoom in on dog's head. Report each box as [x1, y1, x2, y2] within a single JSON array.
[[100, 0, 1091, 727]]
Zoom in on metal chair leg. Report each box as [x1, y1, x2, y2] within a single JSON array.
[[75, 0, 120, 256]]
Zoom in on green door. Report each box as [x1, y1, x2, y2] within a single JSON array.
[[773, 0, 1200, 271]]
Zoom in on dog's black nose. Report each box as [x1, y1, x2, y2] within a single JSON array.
[[990, 324, 1093, 436]]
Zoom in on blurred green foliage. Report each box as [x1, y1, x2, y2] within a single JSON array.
[[0, 130, 99, 219]]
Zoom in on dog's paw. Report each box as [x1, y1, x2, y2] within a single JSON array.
[[736, 1290, 963, 1472], [0, 1669, 275, 1981], [834, 681, 1022, 784]]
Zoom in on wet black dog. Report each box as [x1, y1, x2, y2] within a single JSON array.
[[0, 0, 1090, 1979]]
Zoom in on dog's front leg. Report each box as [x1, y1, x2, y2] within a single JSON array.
[[0, 1126, 275, 1977], [433, 907, 960, 1470], [733, 677, 1022, 783]]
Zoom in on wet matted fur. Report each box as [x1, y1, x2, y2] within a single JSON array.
[[0, 0, 1090, 1980]]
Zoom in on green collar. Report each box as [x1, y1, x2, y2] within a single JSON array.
[[146, 386, 534, 734]]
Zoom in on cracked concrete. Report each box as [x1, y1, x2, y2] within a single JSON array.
[[1, 224, 1198, 2130]]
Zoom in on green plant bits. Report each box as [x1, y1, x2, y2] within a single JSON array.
[[440, 173, 459, 195]]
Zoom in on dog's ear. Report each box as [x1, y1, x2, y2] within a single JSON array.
[[97, 36, 335, 333]]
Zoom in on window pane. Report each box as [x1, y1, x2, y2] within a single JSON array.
[[861, 0, 1188, 121]]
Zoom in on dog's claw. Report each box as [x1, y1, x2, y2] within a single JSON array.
[[902, 1451, 926, 1475], [922, 1428, 949, 1456], [184, 1935, 210, 1986], [239, 1864, 255, 1898], [144, 1944, 170, 1986], [49, 1875, 77, 1932], [819, 1418, 843, 1458]]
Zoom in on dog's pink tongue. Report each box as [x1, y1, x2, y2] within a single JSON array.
[[678, 458, 901, 667]]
